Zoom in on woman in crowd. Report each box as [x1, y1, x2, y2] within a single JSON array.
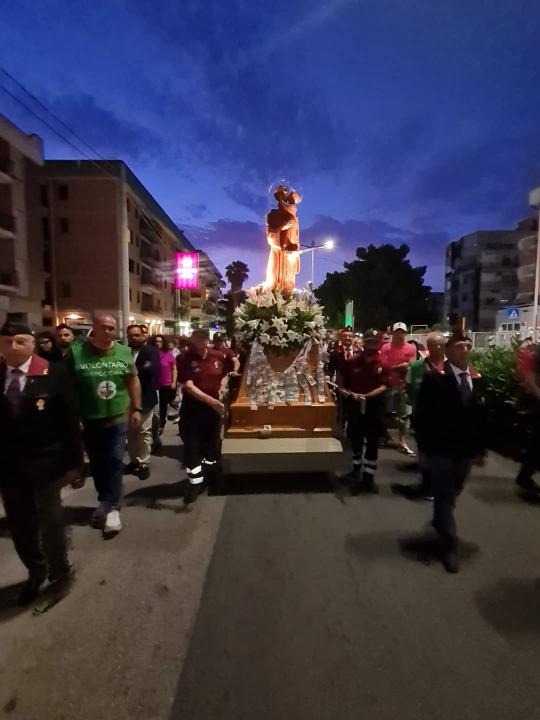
[[36, 331, 63, 362], [151, 335, 177, 432]]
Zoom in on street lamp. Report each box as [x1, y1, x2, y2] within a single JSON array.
[[300, 237, 335, 286], [529, 187, 540, 341]]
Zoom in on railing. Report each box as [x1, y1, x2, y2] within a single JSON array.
[[141, 267, 162, 289], [0, 213, 15, 233]]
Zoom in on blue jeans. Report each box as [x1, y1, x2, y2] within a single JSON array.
[[84, 421, 127, 508]]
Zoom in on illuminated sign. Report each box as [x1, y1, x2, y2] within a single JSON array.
[[175, 252, 199, 290]]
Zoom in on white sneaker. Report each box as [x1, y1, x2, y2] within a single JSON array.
[[103, 510, 122, 535], [91, 502, 109, 529]]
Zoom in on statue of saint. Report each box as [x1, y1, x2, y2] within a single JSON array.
[[264, 185, 302, 293]]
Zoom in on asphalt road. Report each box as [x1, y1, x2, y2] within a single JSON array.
[[1, 427, 540, 720]]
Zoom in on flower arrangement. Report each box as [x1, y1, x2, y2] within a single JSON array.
[[234, 286, 325, 352]]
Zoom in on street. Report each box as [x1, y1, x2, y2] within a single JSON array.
[[1, 427, 540, 720]]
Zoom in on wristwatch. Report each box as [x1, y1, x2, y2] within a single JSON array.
[[133, 407, 143, 413]]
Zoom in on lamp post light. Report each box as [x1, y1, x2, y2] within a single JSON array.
[[529, 187, 540, 341], [300, 238, 335, 286]]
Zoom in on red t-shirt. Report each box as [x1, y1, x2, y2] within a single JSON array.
[[177, 348, 234, 399], [341, 351, 387, 394], [380, 341, 416, 387], [213, 346, 236, 365]]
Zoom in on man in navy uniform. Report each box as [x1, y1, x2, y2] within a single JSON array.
[[177, 329, 234, 504], [414, 334, 486, 574], [338, 329, 388, 494], [0, 321, 82, 605]]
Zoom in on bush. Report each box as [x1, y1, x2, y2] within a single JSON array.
[[471, 341, 524, 458]]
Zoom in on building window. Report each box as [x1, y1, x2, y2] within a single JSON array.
[[44, 281, 52, 305], [129, 288, 132, 301], [41, 217, 50, 242], [129, 259, 135, 274], [137, 291, 140, 303], [43, 249, 51, 272], [135, 235, 139, 248], [40, 185, 49, 207], [135, 208, 140, 219], [129, 230, 134, 244], [62, 282, 72, 298], [58, 184, 69, 200], [136, 263, 140, 275], [127, 198, 131, 213], [60, 218, 69, 233]]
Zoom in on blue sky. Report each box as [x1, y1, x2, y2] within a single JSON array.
[[2, 0, 540, 290]]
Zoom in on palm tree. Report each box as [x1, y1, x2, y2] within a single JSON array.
[[225, 260, 250, 306]]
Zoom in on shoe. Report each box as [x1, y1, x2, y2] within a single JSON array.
[[48, 568, 76, 598], [516, 475, 540, 492], [399, 443, 416, 457], [124, 461, 139, 475], [342, 467, 361, 483], [91, 502, 109, 529], [184, 482, 206, 505], [17, 572, 47, 607], [103, 510, 122, 535], [351, 477, 379, 495], [441, 549, 460, 574], [138, 464, 151, 481]]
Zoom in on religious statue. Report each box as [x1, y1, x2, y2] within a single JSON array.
[[264, 185, 302, 293]]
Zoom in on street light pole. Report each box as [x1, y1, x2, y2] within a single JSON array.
[[310, 240, 315, 286], [300, 238, 335, 288]]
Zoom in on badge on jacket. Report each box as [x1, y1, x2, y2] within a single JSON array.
[[36, 398, 46, 411]]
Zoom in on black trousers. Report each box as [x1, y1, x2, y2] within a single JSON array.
[[1, 455, 70, 579], [180, 397, 222, 485], [159, 387, 176, 428], [346, 398, 383, 478], [425, 455, 472, 548]]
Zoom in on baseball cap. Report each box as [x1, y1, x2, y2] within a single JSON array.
[[392, 322, 408, 332], [363, 328, 380, 340]]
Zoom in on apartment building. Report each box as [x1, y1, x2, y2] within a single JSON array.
[[0, 115, 44, 328], [35, 160, 222, 335], [444, 219, 536, 331]]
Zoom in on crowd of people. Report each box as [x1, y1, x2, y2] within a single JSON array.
[[1, 313, 539, 606]]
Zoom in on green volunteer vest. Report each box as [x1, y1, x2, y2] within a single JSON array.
[[71, 341, 133, 420]]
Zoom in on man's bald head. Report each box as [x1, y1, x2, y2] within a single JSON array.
[[92, 314, 117, 349], [426, 332, 446, 359]]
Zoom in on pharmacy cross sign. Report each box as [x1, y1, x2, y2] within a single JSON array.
[[175, 252, 199, 290], [97, 380, 117, 400]]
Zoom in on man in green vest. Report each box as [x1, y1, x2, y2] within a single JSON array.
[[68, 314, 141, 536]]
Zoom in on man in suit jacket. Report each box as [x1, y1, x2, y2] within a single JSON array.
[[415, 334, 486, 574], [125, 324, 160, 480], [0, 321, 82, 605]]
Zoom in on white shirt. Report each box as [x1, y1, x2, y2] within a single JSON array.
[[449, 363, 473, 391], [4, 356, 33, 393], [132, 348, 141, 363]]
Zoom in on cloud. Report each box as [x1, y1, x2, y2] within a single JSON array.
[[186, 203, 209, 219], [49, 93, 165, 161], [184, 214, 450, 291]]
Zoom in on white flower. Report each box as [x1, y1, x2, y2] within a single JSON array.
[[259, 320, 271, 332], [259, 333, 271, 345], [272, 317, 288, 333], [248, 319, 259, 329], [270, 335, 282, 346]]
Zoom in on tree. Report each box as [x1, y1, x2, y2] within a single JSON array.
[[225, 260, 250, 306], [223, 260, 250, 335], [315, 244, 432, 330]]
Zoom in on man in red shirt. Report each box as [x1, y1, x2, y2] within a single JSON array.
[[380, 322, 417, 455], [177, 329, 234, 504], [338, 329, 388, 494], [212, 332, 240, 374]]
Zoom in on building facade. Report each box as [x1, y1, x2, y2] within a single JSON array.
[[35, 160, 222, 335], [444, 219, 537, 331], [0, 115, 44, 328]]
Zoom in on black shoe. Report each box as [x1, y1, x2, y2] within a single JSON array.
[[516, 475, 540, 492], [124, 462, 139, 475], [184, 482, 206, 505], [342, 467, 361, 483], [17, 573, 47, 607], [138, 464, 151, 481], [48, 569, 76, 598], [351, 476, 379, 495], [441, 549, 460, 574]]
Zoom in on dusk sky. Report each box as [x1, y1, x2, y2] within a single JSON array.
[[2, 0, 540, 290]]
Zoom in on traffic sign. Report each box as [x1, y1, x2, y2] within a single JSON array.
[[504, 307, 520, 320]]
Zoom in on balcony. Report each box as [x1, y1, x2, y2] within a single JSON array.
[[0, 157, 14, 183], [139, 216, 161, 244], [141, 267, 163, 290], [0, 270, 18, 291], [140, 242, 160, 265], [0, 213, 15, 238], [141, 294, 161, 314]]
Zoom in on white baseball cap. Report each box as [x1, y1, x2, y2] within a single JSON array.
[[392, 322, 408, 332]]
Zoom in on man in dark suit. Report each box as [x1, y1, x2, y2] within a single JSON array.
[[126, 324, 160, 480], [415, 334, 486, 574], [0, 321, 82, 605]]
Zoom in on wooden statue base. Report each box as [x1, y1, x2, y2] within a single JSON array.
[[226, 347, 336, 439]]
